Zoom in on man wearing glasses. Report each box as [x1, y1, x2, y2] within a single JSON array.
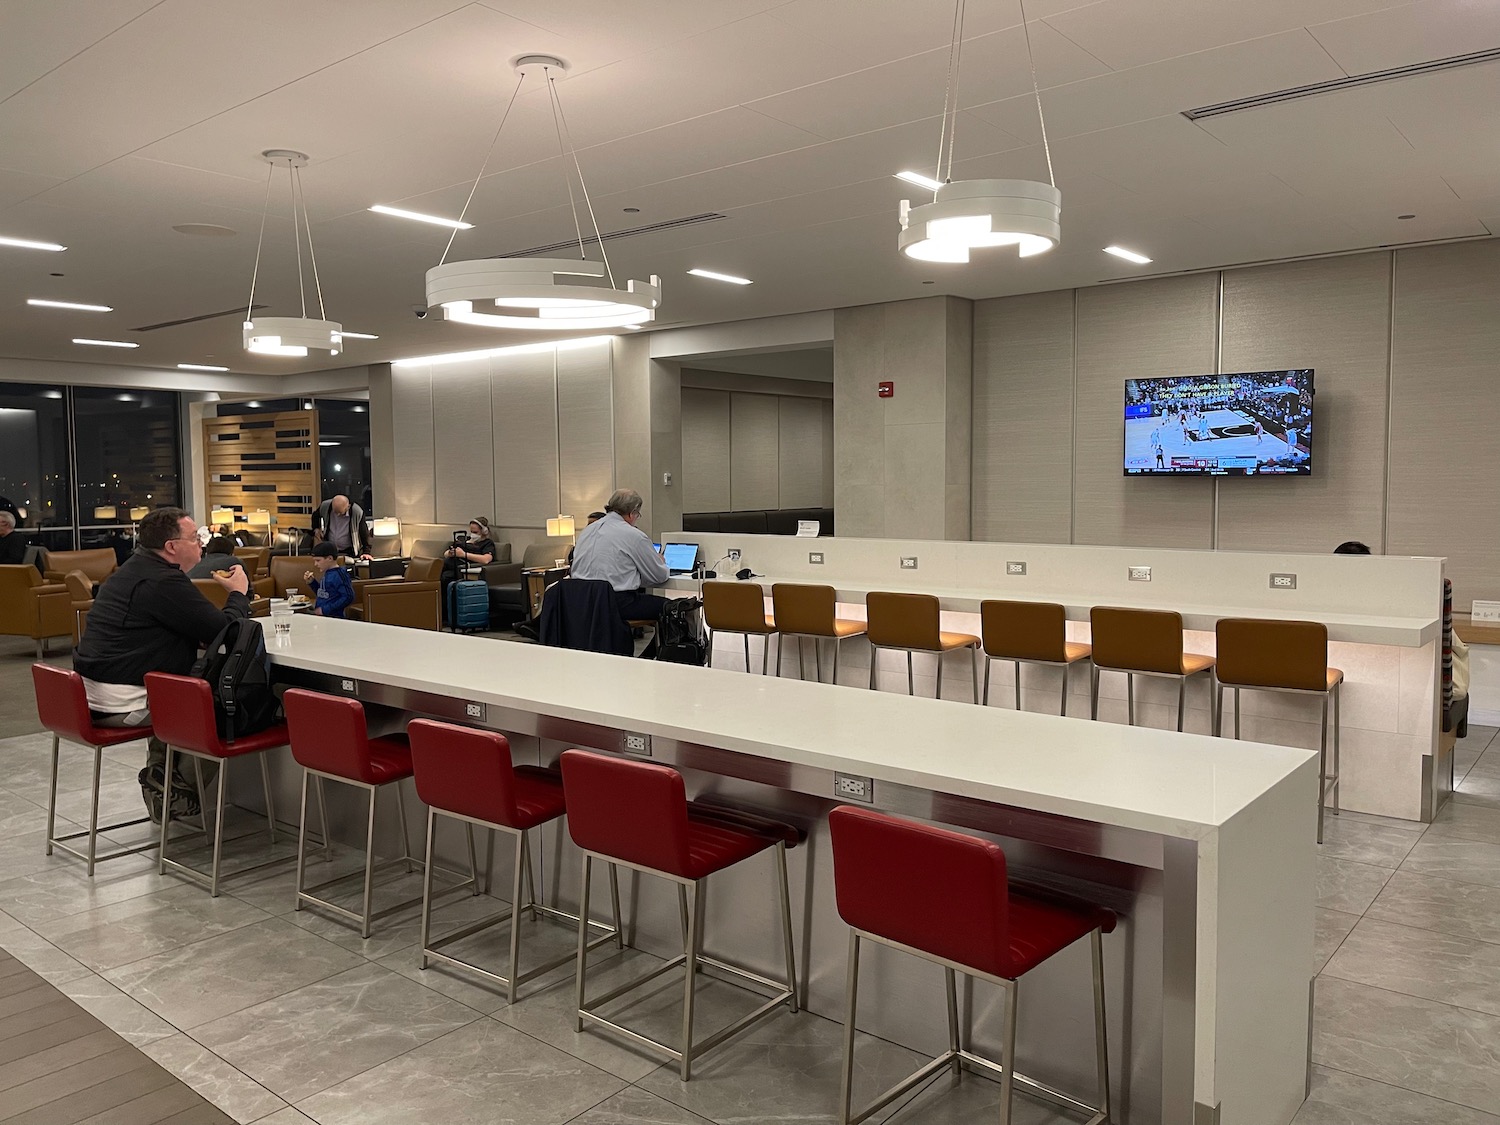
[[73, 506, 251, 822]]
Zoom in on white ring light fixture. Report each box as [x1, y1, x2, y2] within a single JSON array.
[[242, 150, 341, 358], [425, 55, 660, 331], [897, 0, 1060, 265]]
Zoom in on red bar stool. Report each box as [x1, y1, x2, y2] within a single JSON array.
[[559, 749, 801, 1080], [407, 719, 621, 1003], [32, 664, 157, 876], [282, 689, 467, 938], [143, 671, 289, 897], [829, 805, 1114, 1125]]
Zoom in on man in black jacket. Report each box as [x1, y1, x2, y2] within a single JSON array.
[[74, 506, 250, 821]]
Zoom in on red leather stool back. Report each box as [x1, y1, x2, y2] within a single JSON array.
[[33, 663, 142, 746], [282, 688, 379, 782], [408, 718, 522, 827], [560, 749, 692, 876], [830, 804, 1011, 979], [143, 671, 224, 756]]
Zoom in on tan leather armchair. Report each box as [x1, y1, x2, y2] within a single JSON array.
[[63, 570, 93, 644], [191, 578, 270, 618], [42, 548, 117, 585], [346, 557, 443, 627], [1, 564, 74, 657], [266, 555, 316, 599], [233, 546, 270, 579]]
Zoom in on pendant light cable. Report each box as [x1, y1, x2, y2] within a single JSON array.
[[245, 162, 275, 322], [933, 0, 968, 192], [439, 71, 528, 266], [545, 70, 588, 263], [286, 160, 306, 317], [1018, 0, 1055, 188], [548, 71, 617, 289], [294, 166, 328, 321]]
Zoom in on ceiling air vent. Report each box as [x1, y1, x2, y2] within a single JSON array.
[[495, 212, 727, 258]]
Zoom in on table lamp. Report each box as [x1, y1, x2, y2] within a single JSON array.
[[546, 515, 575, 541], [93, 505, 117, 521], [371, 517, 401, 537], [210, 506, 234, 528]]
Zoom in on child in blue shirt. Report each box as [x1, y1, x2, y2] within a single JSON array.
[[304, 542, 355, 619]]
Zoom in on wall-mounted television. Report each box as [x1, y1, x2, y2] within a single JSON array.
[[1124, 370, 1313, 476]]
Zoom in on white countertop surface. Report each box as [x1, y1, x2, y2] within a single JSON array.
[[665, 576, 1438, 647], [269, 618, 1314, 840]]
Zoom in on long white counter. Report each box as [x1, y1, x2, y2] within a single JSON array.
[[263, 616, 1318, 1125], [663, 533, 1448, 821]]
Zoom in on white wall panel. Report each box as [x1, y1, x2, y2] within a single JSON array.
[[557, 342, 614, 519], [682, 387, 731, 512], [730, 391, 780, 511], [431, 361, 494, 525], [778, 395, 827, 507], [389, 366, 434, 523], [490, 351, 558, 529]]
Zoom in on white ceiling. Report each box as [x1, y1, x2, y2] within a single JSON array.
[[0, 0, 1496, 376]]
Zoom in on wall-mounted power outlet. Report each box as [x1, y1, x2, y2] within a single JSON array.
[[340, 678, 358, 693], [1270, 573, 1297, 590], [1006, 561, 1027, 576], [727, 548, 741, 563], [623, 733, 652, 755], [1128, 566, 1152, 582], [900, 556, 918, 569], [464, 701, 485, 721], [834, 773, 873, 802], [809, 552, 825, 565]]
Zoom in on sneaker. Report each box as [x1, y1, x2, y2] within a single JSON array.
[[138, 766, 165, 824]]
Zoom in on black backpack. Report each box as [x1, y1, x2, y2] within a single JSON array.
[[191, 617, 281, 740], [654, 596, 707, 665]]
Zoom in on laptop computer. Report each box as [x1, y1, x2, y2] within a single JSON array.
[[662, 542, 699, 575]]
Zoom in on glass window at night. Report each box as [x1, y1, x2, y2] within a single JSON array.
[[0, 382, 71, 531]]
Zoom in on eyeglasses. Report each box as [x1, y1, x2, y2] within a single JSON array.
[[166, 536, 202, 547]]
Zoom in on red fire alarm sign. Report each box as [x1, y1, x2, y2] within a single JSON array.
[[877, 381, 894, 398]]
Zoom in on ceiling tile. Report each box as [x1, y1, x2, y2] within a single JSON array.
[[1308, 0, 1500, 75]]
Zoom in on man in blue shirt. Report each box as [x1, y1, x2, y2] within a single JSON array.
[[570, 488, 669, 623], [303, 542, 356, 618]]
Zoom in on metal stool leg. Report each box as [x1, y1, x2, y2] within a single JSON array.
[[1127, 674, 1135, 726], [971, 648, 980, 704], [465, 822, 479, 895], [1090, 664, 1100, 720], [294, 771, 310, 911], [1318, 694, 1329, 844], [257, 754, 277, 843], [743, 634, 751, 673], [982, 656, 991, 706], [1332, 682, 1342, 815], [935, 650, 944, 700], [1000, 978, 1019, 1125], [944, 966, 961, 1076], [86, 747, 103, 876], [507, 829, 528, 1003], [396, 782, 414, 872], [762, 636, 770, 675], [814, 638, 822, 684], [839, 931, 860, 1125], [574, 854, 593, 1032], [1214, 683, 1224, 736], [906, 651, 914, 696], [869, 646, 878, 690], [158, 744, 174, 874], [1234, 687, 1242, 739], [1059, 662, 1069, 717], [608, 862, 623, 949], [1176, 676, 1186, 732], [681, 880, 702, 1080], [1092, 928, 1111, 1121], [315, 775, 332, 859], [361, 785, 378, 939], [209, 760, 229, 898], [45, 734, 60, 857], [1014, 659, 1022, 711], [419, 808, 437, 969], [776, 842, 798, 1012]]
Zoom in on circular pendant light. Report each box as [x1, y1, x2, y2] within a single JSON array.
[[242, 151, 342, 357], [899, 179, 1060, 263], [423, 55, 661, 331]]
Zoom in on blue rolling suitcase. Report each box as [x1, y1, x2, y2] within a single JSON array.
[[446, 579, 490, 633]]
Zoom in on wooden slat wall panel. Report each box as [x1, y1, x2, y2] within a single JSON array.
[[203, 409, 319, 531]]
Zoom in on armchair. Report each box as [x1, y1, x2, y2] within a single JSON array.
[[1, 564, 74, 657], [345, 557, 442, 627], [42, 548, 117, 586], [487, 540, 575, 626], [63, 570, 93, 645], [266, 555, 316, 599], [233, 546, 270, 579], [191, 578, 271, 618]]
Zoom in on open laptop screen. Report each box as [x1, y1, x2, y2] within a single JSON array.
[[662, 542, 699, 574]]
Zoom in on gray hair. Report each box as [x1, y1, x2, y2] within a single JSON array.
[[604, 489, 643, 518], [0, 511, 14, 530]]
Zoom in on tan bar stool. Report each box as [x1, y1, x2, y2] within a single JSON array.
[[1088, 607, 1215, 731], [979, 600, 1092, 715], [1215, 618, 1343, 842], [866, 591, 980, 701], [771, 583, 866, 684], [702, 580, 778, 674]]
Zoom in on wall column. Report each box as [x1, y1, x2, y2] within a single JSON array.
[[833, 295, 972, 539], [611, 334, 682, 537]]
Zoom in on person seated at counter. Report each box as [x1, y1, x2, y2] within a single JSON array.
[[187, 534, 245, 580], [570, 488, 670, 624], [303, 542, 356, 618]]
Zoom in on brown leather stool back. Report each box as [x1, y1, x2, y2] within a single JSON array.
[[981, 600, 1069, 663], [866, 592, 941, 652], [703, 580, 774, 634], [1216, 618, 1328, 692], [771, 583, 837, 637], [1089, 607, 1184, 675]]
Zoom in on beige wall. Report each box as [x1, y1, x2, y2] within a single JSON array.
[[963, 240, 1500, 605], [680, 385, 833, 513]]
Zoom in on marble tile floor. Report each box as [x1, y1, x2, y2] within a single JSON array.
[[1, 708, 1500, 1122]]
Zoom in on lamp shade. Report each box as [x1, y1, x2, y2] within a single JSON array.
[[93, 505, 117, 521], [210, 507, 234, 525], [247, 509, 272, 528], [546, 515, 576, 539], [371, 517, 401, 537], [898, 179, 1061, 263], [130, 506, 150, 521]]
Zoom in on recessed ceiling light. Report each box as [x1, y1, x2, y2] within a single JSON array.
[[178, 363, 229, 372], [1397, 213, 1416, 220], [623, 207, 641, 213], [171, 223, 237, 237], [368, 204, 473, 230], [334, 330, 379, 340], [894, 170, 944, 192], [72, 338, 138, 348], [1103, 245, 1153, 264], [688, 268, 753, 286], [28, 298, 112, 312], [0, 235, 66, 252]]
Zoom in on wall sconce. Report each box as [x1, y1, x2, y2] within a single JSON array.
[[546, 515, 575, 541]]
